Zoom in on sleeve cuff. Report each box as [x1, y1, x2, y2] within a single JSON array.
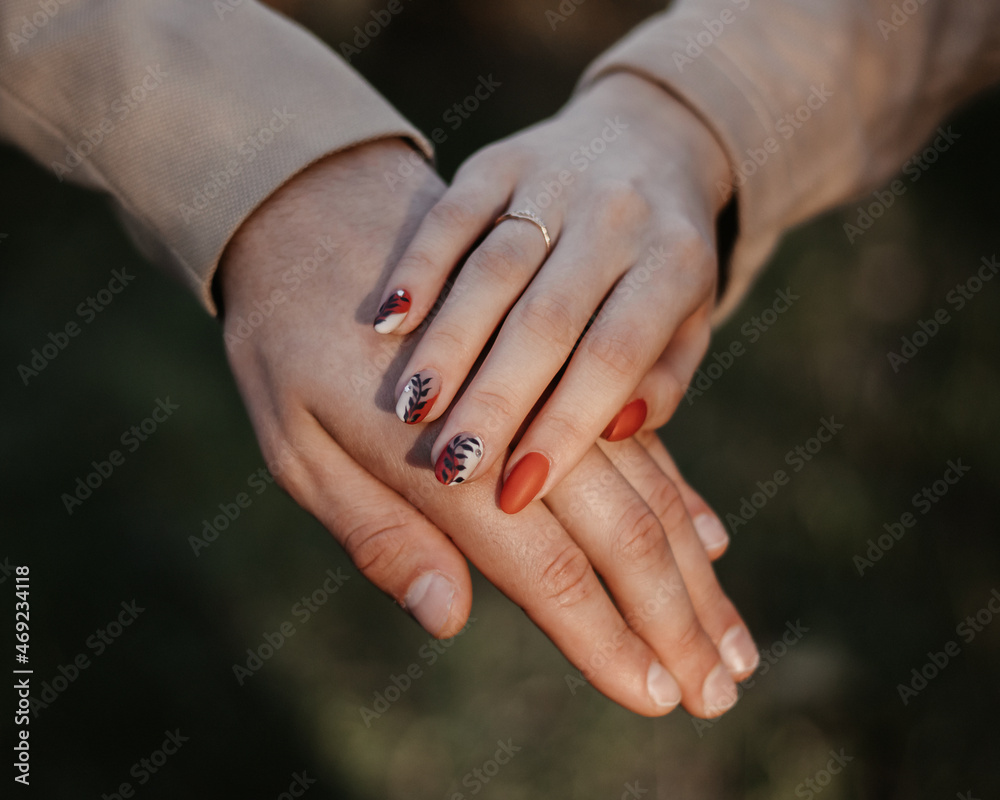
[[0, 0, 432, 315]]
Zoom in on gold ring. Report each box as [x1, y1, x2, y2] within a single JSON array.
[[494, 209, 552, 254]]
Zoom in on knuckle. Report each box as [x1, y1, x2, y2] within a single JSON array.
[[463, 382, 521, 434], [457, 142, 509, 177], [582, 326, 647, 380], [340, 513, 410, 580], [396, 248, 440, 281], [429, 198, 479, 232], [671, 612, 708, 660], [515, 291, 579, 347], [537, 544, 599, 608], [423, 319, 477, 363], [538, 408, 590, 446], [644, 474, 688, 532], [471, 236, 529, 286], [597, 182, 651, 230], [610, 504, 669, 570]]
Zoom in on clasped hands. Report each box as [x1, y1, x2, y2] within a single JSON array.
[[219, 72, 757, 719]]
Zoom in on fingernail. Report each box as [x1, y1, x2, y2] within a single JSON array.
[[373, 288, 411, 334], [434, 433, 484, 486], [719, 625, 760, 677], [600, 399, 648, 442], [499, 452, 550, 514], [405, 571, 456, 636], [646, 661, 682, 709], [396, 370, 441, 424], [702, 663, 739, 716], [693, 513, 729, 553]]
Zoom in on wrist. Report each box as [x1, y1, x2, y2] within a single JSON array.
[[572, 71, 732, 211]]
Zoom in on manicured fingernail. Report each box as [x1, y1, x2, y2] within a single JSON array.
[[719, 625, 760, 677], [434, 433, 484, 486], [373, 288, 411, 333], [702, 663, 739, 716], [396, 370, 441, 424], [693, 513, 729, 553], [499, 452, 550, 514], [405, 571, 456, 636], [600, 399, 648, 442], [646, 661, 682, 709]]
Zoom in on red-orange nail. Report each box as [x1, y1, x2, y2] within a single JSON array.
[[600, 399, 648, 442], [499, 452, 550, 514]]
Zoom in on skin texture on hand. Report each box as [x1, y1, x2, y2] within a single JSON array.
[[217, 139, 755, 718], [373, 72, 732, 513]]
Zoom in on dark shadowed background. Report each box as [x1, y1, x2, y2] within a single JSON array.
[[3, 1, 999, 797]]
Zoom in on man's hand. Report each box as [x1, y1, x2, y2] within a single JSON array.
[[217, 139, 756, 717]]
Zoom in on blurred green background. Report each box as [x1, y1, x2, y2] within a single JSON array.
[[3, 1, 999, 797]]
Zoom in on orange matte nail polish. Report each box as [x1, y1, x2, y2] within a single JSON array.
[[499, 452, 550, 514], [600, 399, 647, 442]]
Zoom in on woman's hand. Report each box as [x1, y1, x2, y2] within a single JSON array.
[[373, 72, 731, 513], [219, 139, 755, 718]]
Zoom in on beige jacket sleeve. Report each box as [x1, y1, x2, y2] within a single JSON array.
[[579, 0, 1000, 321], [0, 0, 431, 314]]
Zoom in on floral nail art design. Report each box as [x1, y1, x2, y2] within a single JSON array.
[[435, 434, 484, 486], [396, 371, 440, 424], [373, 289, 411, 334]]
